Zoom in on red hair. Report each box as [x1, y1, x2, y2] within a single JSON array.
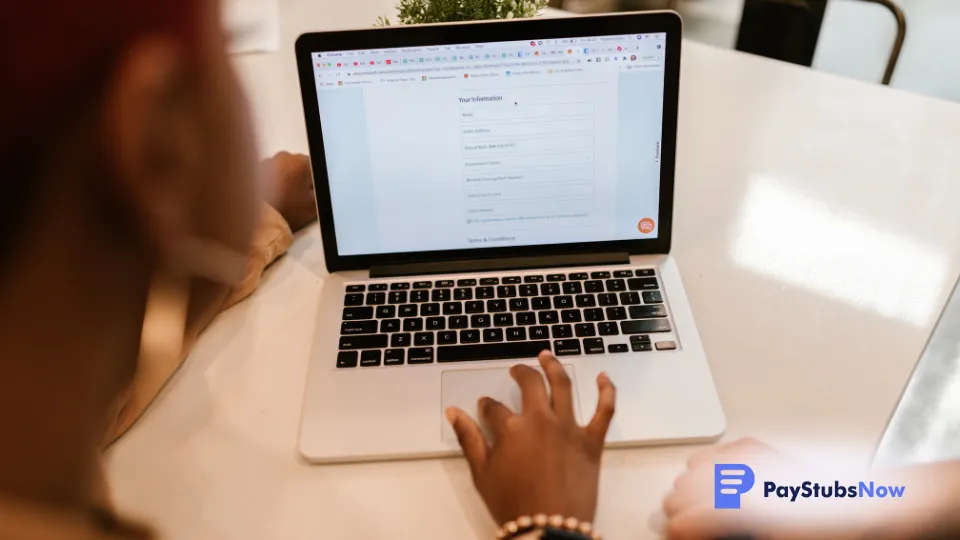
[[0, 0, 200, 163]]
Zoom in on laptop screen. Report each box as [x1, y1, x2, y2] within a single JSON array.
[[310, 33, 667, 257]]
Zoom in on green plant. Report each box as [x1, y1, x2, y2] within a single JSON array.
[[376, 0, 548, 26]]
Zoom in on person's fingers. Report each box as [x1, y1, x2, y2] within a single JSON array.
[[536, 350, 576, 422], [478, 396, 515, 440], [585, 372, 616, 447], [509, 363, 549, 414], [446, 406, 488, 479], [662, 466, 713, 517]]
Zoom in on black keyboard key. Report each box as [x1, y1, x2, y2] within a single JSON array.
[[598, 322, 619, 335], [547, 273, 566, 282], [341, 320, 378, 335], [457, 278, 477, 287], [380, 319, 401, 333], [551, 324, 572, 338], [506, 327, 527, 341], [438, 340, 551, 363], [414, 332, 434, 346], [632, 341, 653, 352], [553, 339, 582, 356], [620, 292, 641, 305], [519, 284, 538, 297], [403, 318, 424, 332], [390, 282, 410, 290], [584, 280, 604, 293], [509, 298, 529, 311], [360, 350, 382, 367], [420, 303, 440, 316], [575, 295, 596, 308], [628, 305, 667, 319], [435, 280, 454, 288], [384, 349, 405, 365], [460, 329, 481, 343], [346, 284, 365, 292], [411, 290, 429, 303], [561, 309, 582, 323], [591, 271, 611, 279], [368, 283, 388, 291], [584, 308, 604, 321], [471, 314, 491, 328], [628, 277, 660, 290], [376, 305, 396, 319], [598, 293, 618, 306], [366, 292, 386, 305], [343, 306, 374, 320], [339, 334, 388, 350], [636, 269, 656, 277], [438, 331, 458, 345], [530, 325, 549, 339], [408, 347, 435, 364], [532, 297, 552, 310], [554, 295, 574, 309], [608, 343, 629, 353], [432, 289, 451, 302], [568, 272, 588, 280], [426, 316, 445, 331], [563, 282, 583, 294], [605, 279, 626, 292], [344, 293, 364, 306], [487, 299, 507, 312], [605, 307, 627, 320], [465, 300, 485, 313], [517, 312, 536, 325], [583, 338, 605, 354], [538, 310, 559, 324], [483, 328, 504, 342], [575, 323, 596, 337], [494, 313, 514, 327], [630, 334, 652, 343], [399, 304, 418, 317], [476, 287, 495, 299], [449, 315, 469, 329], [337, 351, 358, 368], [643, 291, 664, 304], [480, 277, 499, 285], [391, 333, 411, 347], [539, 283, 559, 296], [497, 285, 517, 298], [443, 302, 463, 315], [413, 281, 432, 289], [454, 288, 473, 301], [502, 276, 522, 284], [621, 319, 672, 334], [524, 275, 544, 283], [613, 270, 633, 278]]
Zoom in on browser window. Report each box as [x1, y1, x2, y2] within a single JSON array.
[[311, 33, 667, 256]]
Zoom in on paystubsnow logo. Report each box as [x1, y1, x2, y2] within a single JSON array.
[[714, 464, 906, 510]]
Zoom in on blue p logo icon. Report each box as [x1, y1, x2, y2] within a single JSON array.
[[714, 464, 755, 509]]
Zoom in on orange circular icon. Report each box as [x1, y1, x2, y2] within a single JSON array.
[[638, 218, 655, 233]]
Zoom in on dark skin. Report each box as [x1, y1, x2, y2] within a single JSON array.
[[0, 0, 616, 529]]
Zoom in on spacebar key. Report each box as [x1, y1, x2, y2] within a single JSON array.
[[438, 340, 552, 363]]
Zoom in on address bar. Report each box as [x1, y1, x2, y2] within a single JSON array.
[[350, 58, 578, 77]]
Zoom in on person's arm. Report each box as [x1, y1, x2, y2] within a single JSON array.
[[102, 152, 316, 447]]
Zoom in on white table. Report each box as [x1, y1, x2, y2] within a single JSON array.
[[105, 1, 960, 538]]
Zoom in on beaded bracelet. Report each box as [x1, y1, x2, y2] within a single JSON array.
[[495, 513, 601, 540]]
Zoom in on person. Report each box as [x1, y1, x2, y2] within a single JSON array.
[[0, 1, 616, 538]]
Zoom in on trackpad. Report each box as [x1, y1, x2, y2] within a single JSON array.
[[440, 365, 580, 444]]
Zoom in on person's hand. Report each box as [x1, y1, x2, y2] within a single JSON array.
[[260, 151, 317, 231], [445, 350, 617, 526]]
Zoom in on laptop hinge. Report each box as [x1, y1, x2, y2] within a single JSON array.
[[369, 252, 631, 279]]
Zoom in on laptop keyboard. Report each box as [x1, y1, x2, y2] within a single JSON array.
[[336, 267, 678, 368]]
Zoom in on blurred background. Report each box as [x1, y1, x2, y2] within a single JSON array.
[[551, 0, 960, 102]]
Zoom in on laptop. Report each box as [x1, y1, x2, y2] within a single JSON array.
[[294, 11, 725, 463]]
